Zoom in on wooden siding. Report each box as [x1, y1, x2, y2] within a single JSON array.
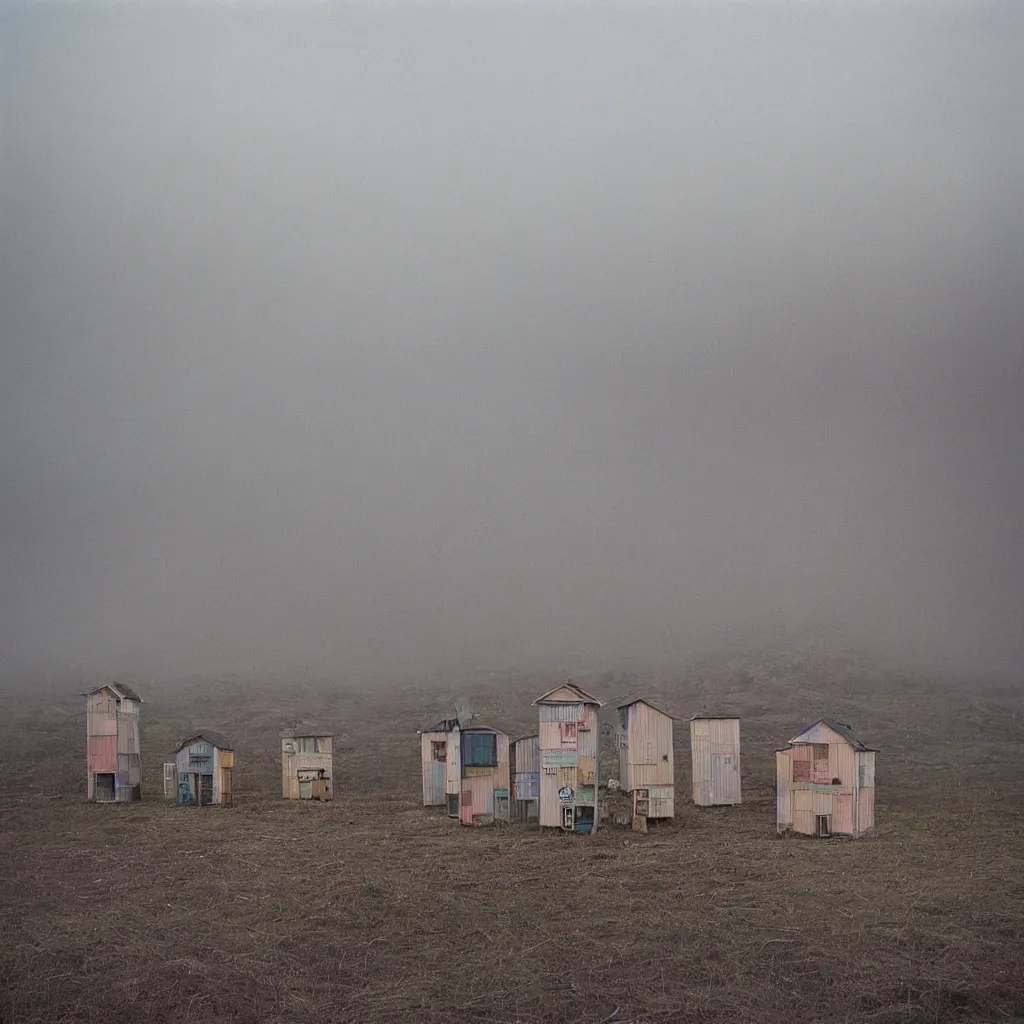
[[690, 718, 741, 806]]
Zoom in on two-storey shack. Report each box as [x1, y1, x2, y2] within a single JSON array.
[[534, 683, 603, 834], [615, 699, 675, 820], [444, 724, 511, 825], [281, 728, 333, 800], [690, 715, 742, 806], [173, 731, 234, 807], [775, 718, 876, 838], [84, 682, 143, 802]]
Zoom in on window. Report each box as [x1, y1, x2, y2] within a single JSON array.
[[462, 733, 498, 767], [792, 758, 811, 782], [560, 723, 578, 747], [815, 814, 831, 837], [297, 737, 328, 754], [812, 743, 830, 782], [431, 741, 447, 763]]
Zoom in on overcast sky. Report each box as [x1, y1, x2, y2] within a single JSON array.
[[2, 1, 1022, 683]]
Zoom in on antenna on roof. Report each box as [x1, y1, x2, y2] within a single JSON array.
[[454, 701, 476, 729]]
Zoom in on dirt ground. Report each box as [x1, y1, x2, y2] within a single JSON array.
[[1, 651, 1022, 1023]]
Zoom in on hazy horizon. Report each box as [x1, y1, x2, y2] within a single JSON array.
[[3, 1, 1022, 684]]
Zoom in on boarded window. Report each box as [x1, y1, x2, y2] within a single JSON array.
[[812, 743, 830, 782], [431, 741, 447, 763], [792, 757, 811, 782], [462, 733, 498, 767], [560, 723, 578, 747]]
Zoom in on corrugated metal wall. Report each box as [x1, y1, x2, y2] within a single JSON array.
[[537, 702, 599, 831], [420, 731, 448, 806], [775, 750, 791, 828], [282, 739, 333, 800], [777, 742, 876, 837], [87, 689, 141, 803], [620, 704, 673, 794], [690, 718, 741, 806]]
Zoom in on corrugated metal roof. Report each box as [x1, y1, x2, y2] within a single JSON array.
[[690, 714, 739, 721], [533, 683, 604, 706], [83, 682, 144, 702], [418, 717, 459, 735], [617, 698, 674, 719], [175, 730, 232, 752], [280, 726, 333, 738], [780, 718, 876, 752]]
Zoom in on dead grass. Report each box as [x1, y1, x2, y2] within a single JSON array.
[[0, 654, 1022, 1023]]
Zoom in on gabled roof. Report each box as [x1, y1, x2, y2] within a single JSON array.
[[533, 683, 604, 707], [281, 726, 333, 738], [617, 698, 674, 719], [175, 730, 232, 752], [690, 714, 739, 721], [83, 682, 143, 703], [783, 718, 875, 752]]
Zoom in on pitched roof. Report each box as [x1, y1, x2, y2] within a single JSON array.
[[690, 714, 739, 721], [784, 717, 874, 752], [83, 682, 143, 702], [533, 683, 604, 707], [617, 698, 674, 719], [175, 730, 232, 752]]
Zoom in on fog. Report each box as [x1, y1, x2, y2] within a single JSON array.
[[2, 1, 1022, 683]]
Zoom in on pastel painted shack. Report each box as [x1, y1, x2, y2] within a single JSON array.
[[173, 731, 234, 807], [776, 718, 876, 838], [444, 725, 511, 825], [510, 734, 540, 823], [281, 728, 333, 801], [419, 718, 458, 807], [615, 699, 675, 819], [690, 716, 742, 806], [534, 683, 603, 834], [85, 682, 143, 802]]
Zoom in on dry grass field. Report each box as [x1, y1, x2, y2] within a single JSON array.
[[1, 651, 1023, 1024]]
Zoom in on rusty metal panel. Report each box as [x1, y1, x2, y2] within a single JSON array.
[[88, 735, 117, 772]]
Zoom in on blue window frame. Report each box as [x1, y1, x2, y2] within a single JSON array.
[[463, 732, 498, 767]]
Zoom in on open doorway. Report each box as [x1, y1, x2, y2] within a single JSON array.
[[94, 773, 115, 801]]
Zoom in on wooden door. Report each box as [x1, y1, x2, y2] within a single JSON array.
[[221, 768, 233, 807]]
